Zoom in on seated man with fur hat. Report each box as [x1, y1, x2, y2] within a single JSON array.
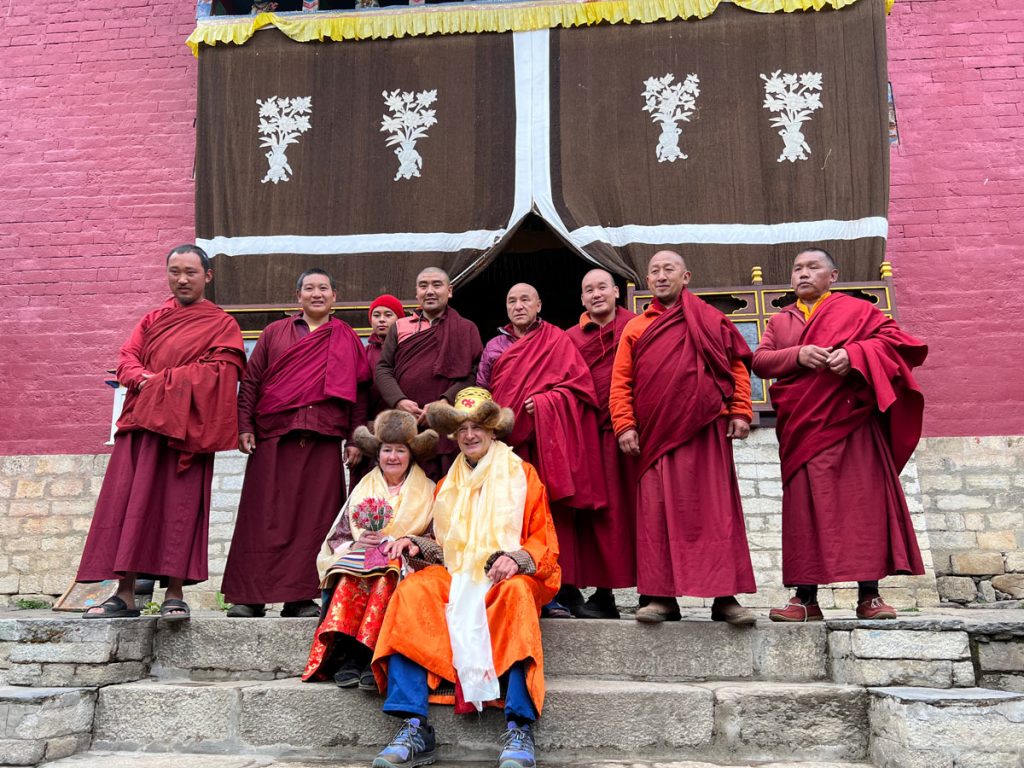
[[302, 410, 438, 691], [369, 387, 560, 768]]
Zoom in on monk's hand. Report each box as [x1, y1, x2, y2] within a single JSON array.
[[524, 397, 535, 415], [386, 537, 419, 559], [727, 419, 750, 440], [358, 531, 384, 547], [396, 399, 424, 419], [618, 429, 641, 457], [487, 554, 519, 584], [238, 432, 256, 454], [344, 444, 361, 467], [138, 372, 154, 390], [798, 344, 833, 369], [826, 347, 851, 376]]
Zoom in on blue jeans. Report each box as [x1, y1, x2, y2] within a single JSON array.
[[383, 653, 536, 723]]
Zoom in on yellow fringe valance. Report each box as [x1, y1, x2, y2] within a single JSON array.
[[187, 0, 893, 56]]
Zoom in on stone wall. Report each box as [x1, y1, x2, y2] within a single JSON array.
[[4, 429, 983, 612]]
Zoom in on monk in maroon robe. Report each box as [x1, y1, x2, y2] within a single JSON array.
[[610, 251, 756, 625], [479, 283, 607, 617], [349, 294, 405, 490], [78, 245, 245, 619], [224, 269, 370, 618], [565, 269, 637, 619], [375, 268, 483, 481], [752, 248, 926, 622]]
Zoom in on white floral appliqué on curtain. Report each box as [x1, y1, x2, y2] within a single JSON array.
[[257, 96, 313, 184], [761, 71, 823, 163], [381, 89, 438, 181], [642, 73, 700, 164]]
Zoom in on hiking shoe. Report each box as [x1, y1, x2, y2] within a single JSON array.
[[333, 657, 362, 688], [573, 589, 620, 619], [710, 597, 756, 626], [769, 596, 824, 623], [372, 718, 436, 767], [497, 720, 536, 768], [856, 596, 897, 620], [635, 598, 681, 623]]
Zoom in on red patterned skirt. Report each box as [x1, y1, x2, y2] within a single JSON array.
[[302, 572, 399, 681]]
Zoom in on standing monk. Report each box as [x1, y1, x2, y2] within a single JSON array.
[[752, 249, 926, 621], [349, 294, 406, 490], [77, 244, 245, 619], [565, 269, 637, 619], [609, 251, 756, 625], [375, 268, 483, 481], [478, 283, 606, 618], [224, 269, 370, 618]]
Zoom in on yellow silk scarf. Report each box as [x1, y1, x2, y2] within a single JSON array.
[[432, 440, 526, 580], [316, 464, 435, 584]]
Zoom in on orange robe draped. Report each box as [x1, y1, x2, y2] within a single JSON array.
[[371, 462, 560, 715]]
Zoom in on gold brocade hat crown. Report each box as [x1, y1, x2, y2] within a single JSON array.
[[426, 387, 515, 438]]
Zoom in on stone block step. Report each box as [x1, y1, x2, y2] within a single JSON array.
[[869, 686, 1024, 768], [152, 617, 828, 684], [92, 677, 868, 763], [0, 686, 95, 766], [40, 751, 876, 768]]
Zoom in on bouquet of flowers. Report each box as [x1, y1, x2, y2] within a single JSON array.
[[351, 497, 394, 533], [351, 497, 394, 569]]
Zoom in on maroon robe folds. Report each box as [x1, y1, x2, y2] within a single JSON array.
[[490, 320, 607, 585], [223, 316, 370, 605], [77, 298, 245, 585], [376, 308, 483, 480], [566, 307, 637, 590], [752, 293, 927, 585], [630, 292, 756, 598]]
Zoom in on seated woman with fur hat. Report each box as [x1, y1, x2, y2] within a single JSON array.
[[369, 387, 561, 768], [301, 410, 438, 690]]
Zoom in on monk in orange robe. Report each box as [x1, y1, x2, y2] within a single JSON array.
[[369, 388, 559, 768], [610, 250, 756, 624], [752, 248, 926, 621], [77, 245, 245, 619]]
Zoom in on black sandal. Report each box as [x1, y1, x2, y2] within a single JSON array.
[[159, 598, 191, 620], [82, 595, 140, 619]]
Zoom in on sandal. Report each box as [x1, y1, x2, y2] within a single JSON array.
[[159, 598, 191, 621], [82, 595, 140, 619]]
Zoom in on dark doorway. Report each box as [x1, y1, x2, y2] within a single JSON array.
[[450, 215, 631, 339]]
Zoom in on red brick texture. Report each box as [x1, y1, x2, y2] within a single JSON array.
[[0, 0, 1021, 455]]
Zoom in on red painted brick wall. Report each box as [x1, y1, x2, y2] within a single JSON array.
[[886, 0, 1024, 436], [0, 0, 1020, 455]]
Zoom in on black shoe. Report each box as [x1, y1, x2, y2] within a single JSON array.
[[556, 585, 585, 612], [281, 599, 319, 618], [226, 603, 266, 618], [333, 657, 362, 688], [573, 589, 620, 619], [359, 664, 378, 692], [372, 717, 437, 767]]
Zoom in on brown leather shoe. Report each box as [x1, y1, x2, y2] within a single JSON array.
[[769, 597, 824, 623], [635, 598, 681, 623], [710, 598, 756, 626], [856, 596, 897, 620]]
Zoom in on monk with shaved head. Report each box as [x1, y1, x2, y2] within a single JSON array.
[[564, 269, 638, 618], [478, 282, 607, 618], [609, 250, 757, 624], [375, 267, 483, 480]]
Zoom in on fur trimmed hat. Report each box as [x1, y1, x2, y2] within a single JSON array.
[[425, 387, 515, 439], [352, 410, 438, 461]]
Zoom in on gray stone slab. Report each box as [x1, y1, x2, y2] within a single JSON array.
[[6, 688, 95, 740], [851, 628, 969, 660], [751, 622, 828, 681], [869, 685, 1024, 704], [706, 682, 869, 762]]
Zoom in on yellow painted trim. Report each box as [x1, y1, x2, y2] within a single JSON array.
[[188, 0, 891, 56]]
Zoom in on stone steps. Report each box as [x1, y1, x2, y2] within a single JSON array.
[[0, 686, 95, 766], [151, 617, 828, 683], [90, 677, 869, 764]]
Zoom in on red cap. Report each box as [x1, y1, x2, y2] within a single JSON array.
[[368, 294, 406, 324]]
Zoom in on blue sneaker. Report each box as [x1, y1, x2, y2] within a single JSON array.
[[497, 720, 536, 768], [371, 717, 437, 767]]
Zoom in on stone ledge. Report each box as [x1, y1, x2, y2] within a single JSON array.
[[0, 686, 96, 766]]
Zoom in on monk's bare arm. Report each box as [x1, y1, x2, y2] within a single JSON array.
[[374, 324, 408, 408], [750, 316, 802, 379]]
